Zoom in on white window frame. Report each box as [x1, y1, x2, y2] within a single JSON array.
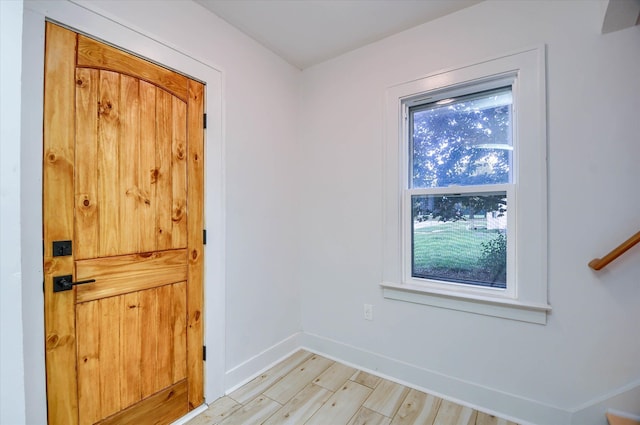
[[382, 46, 551, 324], [405, 78, 516, 299]]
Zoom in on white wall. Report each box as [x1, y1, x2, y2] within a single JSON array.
[[299, 1, 640, 424], [1, 1, 26, 424]]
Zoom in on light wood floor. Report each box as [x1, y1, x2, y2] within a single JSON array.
[[187, 350, 518, 425]]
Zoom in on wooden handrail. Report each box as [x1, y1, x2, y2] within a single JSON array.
[[589, 230, 640, 270]]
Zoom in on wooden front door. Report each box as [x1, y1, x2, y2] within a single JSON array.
[[43, 22, 204, 425]]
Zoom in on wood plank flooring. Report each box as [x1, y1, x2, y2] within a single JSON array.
[[187, 350, 518, 425]]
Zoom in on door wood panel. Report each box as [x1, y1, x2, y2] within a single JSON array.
[[43, 23, 79, 424], [75, 249, 187, 302], [76, 282, 188, 423], [74, 69, 190, 259], [98, 381, 188, 425], [44, 22, 204, 425], [76, 34, 189, 102], [186, 79, 205, 409]]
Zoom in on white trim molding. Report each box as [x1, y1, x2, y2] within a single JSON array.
[[382, 46, 550, 324], [381, 281, 550, 324], [224, 333, 303, 394]]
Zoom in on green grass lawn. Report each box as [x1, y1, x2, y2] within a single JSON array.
[[412, 219, 506, 287]]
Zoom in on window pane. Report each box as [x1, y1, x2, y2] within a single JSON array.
[[410, 87, 512, 188], [412, 193, 507, 288]]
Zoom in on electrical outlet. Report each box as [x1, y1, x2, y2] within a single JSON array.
[[364, 304, 373, 321]]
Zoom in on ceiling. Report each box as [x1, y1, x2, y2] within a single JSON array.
[[195, 0, 482, 69]]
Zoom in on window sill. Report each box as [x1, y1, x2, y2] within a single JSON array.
[[380, 281, 551, 324]]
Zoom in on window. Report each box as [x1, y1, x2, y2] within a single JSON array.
[[382, 47, 550, 324], [408, 86, 513, 293]]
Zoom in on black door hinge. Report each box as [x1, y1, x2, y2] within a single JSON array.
[[203, 229, 207, 245], [203, 345, 206, 361], [203, 113, 207, 129]]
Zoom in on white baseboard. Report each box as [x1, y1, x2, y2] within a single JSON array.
[[299, 332, 570, 425], [223, 332, 303, 394], [570, 380, 640, 425]]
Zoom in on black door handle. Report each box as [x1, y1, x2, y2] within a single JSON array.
[[53, 275, 96, 293]]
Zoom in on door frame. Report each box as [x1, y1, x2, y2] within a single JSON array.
[[21, 2, 225, 423]]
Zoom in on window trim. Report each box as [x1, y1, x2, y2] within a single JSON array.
[[382, 46, 550, 324]]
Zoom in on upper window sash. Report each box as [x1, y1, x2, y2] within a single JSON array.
[[408, 86, 514, 189]]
